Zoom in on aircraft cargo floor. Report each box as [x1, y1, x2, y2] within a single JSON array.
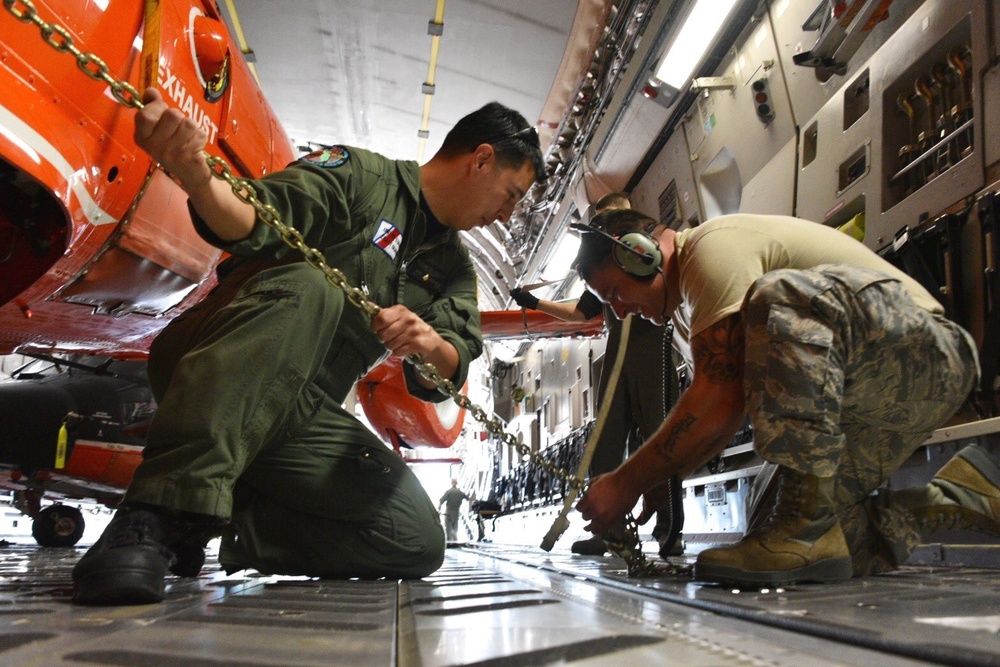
[[0, 539, 998, 666]]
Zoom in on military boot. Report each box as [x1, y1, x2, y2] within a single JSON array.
[[572, 519, 633, 556], [695, 468, 852, 586], [571, 535, 608, 556], [167, 523, 222, 578], [905, 444, 1000, 537], [72, 505, 179, 605], [651, 475, 685, 558]]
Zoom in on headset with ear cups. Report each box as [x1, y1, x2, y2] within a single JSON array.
[[570, 222, 663, 279]]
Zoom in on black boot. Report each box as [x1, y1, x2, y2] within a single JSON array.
[[72, 505, 179, 605], [651, 475, 685, 558], [167, 535, 208, 578], [571, 535, 608, 555], [166, 520, 222, 578]]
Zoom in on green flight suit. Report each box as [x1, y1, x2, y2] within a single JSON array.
[[129, 146, 483, 579]]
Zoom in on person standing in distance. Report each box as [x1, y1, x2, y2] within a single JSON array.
[[440, 479, 470, 541]]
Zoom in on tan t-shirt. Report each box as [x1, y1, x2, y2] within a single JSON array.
[[672, 214, 943, 341]]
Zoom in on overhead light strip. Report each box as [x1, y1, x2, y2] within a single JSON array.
[[653, 0, 739, 89], [418, 0, 446, 162]]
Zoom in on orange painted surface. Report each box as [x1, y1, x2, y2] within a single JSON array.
[[357, 357, 467, 449], [61, 441, 143, 490], [0, 2, 608, 490], [355, 311, 604, 450], [0, 1, 293, 505], [0, 0, 294, 358], [480, 309, 605, 340]]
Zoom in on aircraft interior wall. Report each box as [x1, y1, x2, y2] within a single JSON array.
[[482, 0, 1000, 561]]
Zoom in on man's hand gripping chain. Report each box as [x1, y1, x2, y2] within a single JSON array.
[[4, 0, 691, 578]]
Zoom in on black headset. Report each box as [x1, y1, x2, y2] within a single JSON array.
[[570, 222, 663, 279]]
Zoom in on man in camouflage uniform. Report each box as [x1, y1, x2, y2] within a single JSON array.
[[574, 209, 996, 586]]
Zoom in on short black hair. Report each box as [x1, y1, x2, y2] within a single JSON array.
[[573, 208, 659, 279], [439, 102, 546, 184], [594, 192, 630, 213]]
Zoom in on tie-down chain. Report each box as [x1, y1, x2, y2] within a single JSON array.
[[3, 0, 692, 578]]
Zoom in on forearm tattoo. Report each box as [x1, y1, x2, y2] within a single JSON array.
[[691, 315, 744, 384], [655, 413, 697, 465]]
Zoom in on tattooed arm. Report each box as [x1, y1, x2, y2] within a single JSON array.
[[655, 313, 748, 477], [577, 314, 748, 534]]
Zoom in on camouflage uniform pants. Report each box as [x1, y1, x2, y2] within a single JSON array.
[[742, 265, 979, 575]]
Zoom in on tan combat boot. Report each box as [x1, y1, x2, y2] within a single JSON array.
[[906, 444, 1000, 536], [694, 468, 853, 586]]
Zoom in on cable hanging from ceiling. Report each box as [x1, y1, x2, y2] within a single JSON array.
[[417, 0, 447, 162], [503, 0, 655, 288]]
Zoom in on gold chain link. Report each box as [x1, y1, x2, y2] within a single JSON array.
[[4, 0, 690, 578]]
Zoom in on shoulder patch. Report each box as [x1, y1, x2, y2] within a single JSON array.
[[372, 219, 403, 260], [301, 146, 350, 168]]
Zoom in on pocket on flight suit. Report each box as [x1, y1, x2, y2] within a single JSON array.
[[401, 260, 441, 314]]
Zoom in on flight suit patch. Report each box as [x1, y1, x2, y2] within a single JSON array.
[[372, 219, 403, 260], [301, 146, 350, 168]]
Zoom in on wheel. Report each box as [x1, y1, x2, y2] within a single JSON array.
[[32, 504, 86, 547]]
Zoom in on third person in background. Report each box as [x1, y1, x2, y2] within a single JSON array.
[[510, 193, 684, 559]]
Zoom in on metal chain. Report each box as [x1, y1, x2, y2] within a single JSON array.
[[605, 516, 690, 577], [4, 0, 690, 578], [4, 0, 144, 109]]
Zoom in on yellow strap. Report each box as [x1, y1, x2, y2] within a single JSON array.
[[55, 422, 68, 469], [540, 314, 633, 550], [140, 0, 161, 90], [418, 0, 447, 161]]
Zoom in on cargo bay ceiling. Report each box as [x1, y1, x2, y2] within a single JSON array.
[[221, 0, 785, 310]]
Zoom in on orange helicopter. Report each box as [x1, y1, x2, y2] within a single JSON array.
[[0, 0, 603, 546]]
